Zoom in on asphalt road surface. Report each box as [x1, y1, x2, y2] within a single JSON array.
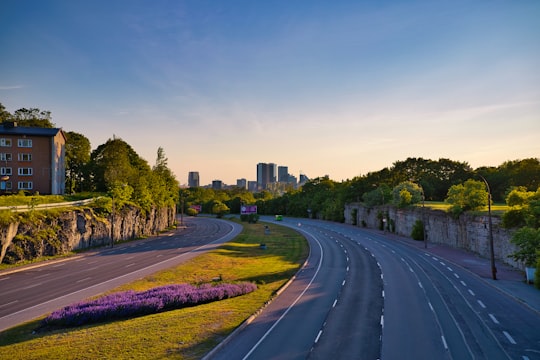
[[208, 217, 540, 360], [0, 217, 241, 332]]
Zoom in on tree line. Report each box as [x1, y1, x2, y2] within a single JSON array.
[[0, 103, 179, 210]]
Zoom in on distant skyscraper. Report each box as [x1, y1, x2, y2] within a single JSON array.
[[188, 172, 199, 187], [212, 180, 223, 190], [257, 162, 277, 190], [278, 166, 289, 183]]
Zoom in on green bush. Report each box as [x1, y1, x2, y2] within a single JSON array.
[[502, 208, 527, 228], [535, 252, 540, 289], [411, 219, 425, 241]]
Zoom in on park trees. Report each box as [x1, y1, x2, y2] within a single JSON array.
[[445, 179, 489, 216], [65, 131, 91, 194]]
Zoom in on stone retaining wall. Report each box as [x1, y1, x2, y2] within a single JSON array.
[[344, 203, 521, 269]]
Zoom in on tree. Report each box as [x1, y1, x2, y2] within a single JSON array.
[[0, 103, 11, 122], [11, 108, 55, 128], [212, 201, 229, 218], [509, 227, 540, 267], [445, 179, 489, 216], [65, 131, 91, 193], [392, 181, 423, 207]]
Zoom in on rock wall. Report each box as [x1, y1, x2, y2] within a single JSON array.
[[0, 206, 176, 264], [344, 203, 521, 269]]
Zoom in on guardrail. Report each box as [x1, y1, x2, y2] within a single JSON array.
[[0, 198, 99, 213]]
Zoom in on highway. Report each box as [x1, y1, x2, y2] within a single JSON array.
[[2, 216, 539, 360], [0, 217, 241, 332], [208, 217, 540, 360]]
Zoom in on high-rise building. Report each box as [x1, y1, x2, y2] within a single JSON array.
[[236, 178, 247, 189], [212, 180, 222, 190], [188, 172, 199, 187], [257, 162, 277, 190], [278, 166, 289, 183]]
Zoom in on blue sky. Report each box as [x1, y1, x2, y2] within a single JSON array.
[[1, 1, 539, 186]]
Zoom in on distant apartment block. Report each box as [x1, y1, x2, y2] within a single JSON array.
[[236, 178, 247, 189], [0, 122, 66, 195], [212, 180, 223, 190], [188, 171, 200, 187]]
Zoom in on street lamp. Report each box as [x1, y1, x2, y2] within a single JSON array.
[[420, 185, 427, 249], [475, 174, 497, 280]]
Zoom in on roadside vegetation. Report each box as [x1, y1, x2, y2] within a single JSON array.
[[0, 220, 309, 359]]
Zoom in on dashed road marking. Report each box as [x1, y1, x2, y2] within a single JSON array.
[[503, 331, 517, 344]]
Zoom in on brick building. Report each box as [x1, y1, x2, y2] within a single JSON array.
[[0, 122, 66, 195]]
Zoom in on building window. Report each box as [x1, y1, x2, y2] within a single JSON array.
[[1, 181, 12, 190], [1, 167, 12, 176], [18, 153, 32, 161], [0, 153, 12, 161], [18, 168, 33, 176], [18, 181, 33, 190], [0, 138, 12, 147], [18, 139, 33, 148]]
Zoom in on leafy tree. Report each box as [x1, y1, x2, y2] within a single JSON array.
[[65, 131, 91, 193], [0, 103, 11, 122], [362, 184, 392, 207], [445, 179, 489, 216], [212, 201, 229, 218], [10, 108, 55, 128], [509, 227, 540, 267], [392, 181, 423, 207]]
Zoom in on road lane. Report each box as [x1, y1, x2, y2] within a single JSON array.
[[0, 217, 241, 332]]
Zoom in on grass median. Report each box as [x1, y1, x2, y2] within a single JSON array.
[[0, 220, 308, 360]]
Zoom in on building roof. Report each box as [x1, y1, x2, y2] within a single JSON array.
[[0, 123, 65, 139]]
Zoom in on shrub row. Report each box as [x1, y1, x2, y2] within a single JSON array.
[[41, 282, 257, 328]]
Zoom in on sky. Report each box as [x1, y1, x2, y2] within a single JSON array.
[[1, 1, 539, 186]]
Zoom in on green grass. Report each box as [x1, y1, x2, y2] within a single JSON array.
[[0, 221, 308, 360], [418, 201, 508, 216]]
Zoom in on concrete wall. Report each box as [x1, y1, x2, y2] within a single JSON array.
[[344, 203, 521, 269]]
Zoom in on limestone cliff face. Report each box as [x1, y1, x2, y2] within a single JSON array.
[[344, 203, 520, 269], [0, 206, 175, 264]]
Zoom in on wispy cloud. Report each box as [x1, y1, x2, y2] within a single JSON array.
[[0, 85, 24, 90]]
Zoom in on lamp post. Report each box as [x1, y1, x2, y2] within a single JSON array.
[[420, 186, 427, 249], [476, 174, 497, 280], [110, 195, 115, 248]]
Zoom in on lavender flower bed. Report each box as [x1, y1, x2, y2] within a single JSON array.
[[41, 282, 257, 328]]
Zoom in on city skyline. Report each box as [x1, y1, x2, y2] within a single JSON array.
[[1, 1, 539, 185]]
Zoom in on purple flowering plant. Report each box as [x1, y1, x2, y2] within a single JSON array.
[[41, 282, 256, 328]]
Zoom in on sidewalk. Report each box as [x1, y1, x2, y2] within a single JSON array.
[[389, 232, 540, 315]]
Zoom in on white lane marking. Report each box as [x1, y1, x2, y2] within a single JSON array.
[[468, 289, 475, 296], [22, 283, 42, 290], [428, 302, 434, 312], [461, 280, 467, 287], [0, 300, 18, 308], [346, 266, 349, 272], [76, 277, 92, 283], [477, 300, 486, 308], [454, 273, 459, 279], [503, 331, 517, 345], [125, 263, 136, 268], [0, 277, 9, 281], [315, 330, 323, 343], [52, 263, 66, 268], [342, 280, 346, 286], [242, 231, 325, 360], [382, 290, 385, 298], [489, 314, 499, 324], [441, 336, 448, 350], [418, 282, 423, 289], [332, 299, 338, 308], [440, 261, 446, 266], [447, 267, 453, 272], [380, 315, 384, 327]]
